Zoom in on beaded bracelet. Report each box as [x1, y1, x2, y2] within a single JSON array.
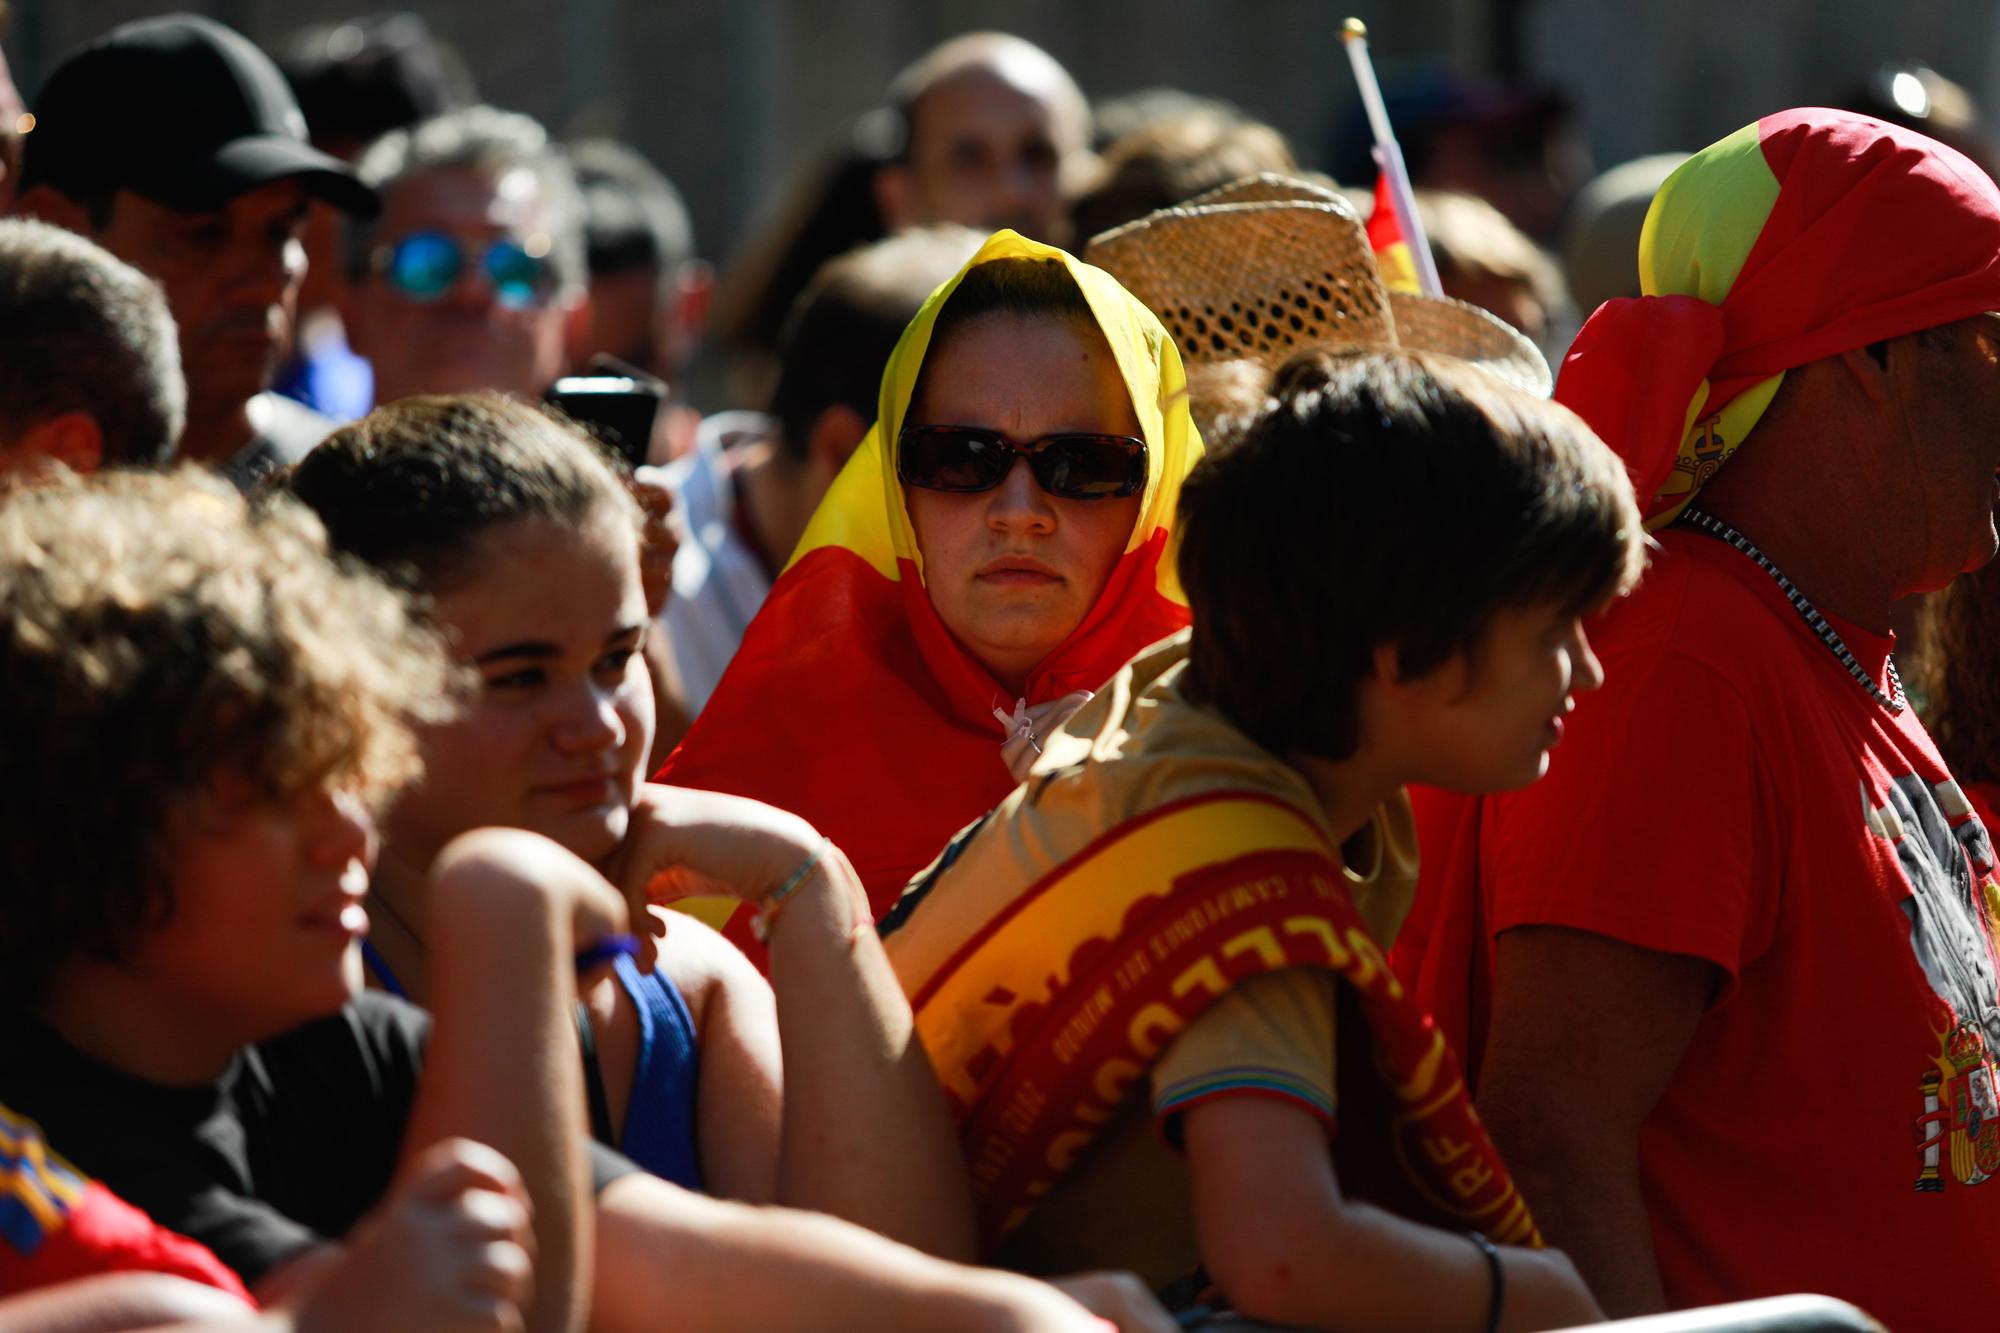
[[750, 835, 832, 943], [1466, 1231, 1504, 1333]]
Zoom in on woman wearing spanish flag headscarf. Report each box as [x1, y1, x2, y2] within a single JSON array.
[[659, 230, 1201, 952]]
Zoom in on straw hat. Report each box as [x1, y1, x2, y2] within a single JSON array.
[[1084, 173, 1552, 396]]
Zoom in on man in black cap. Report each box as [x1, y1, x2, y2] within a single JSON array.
[[11, 13, 378, 488]]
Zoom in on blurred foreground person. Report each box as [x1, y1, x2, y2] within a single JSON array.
[[0, 4, 22, 213], [345, 107, 586, 406], [0, 468, 1177, 1333], [12, 15, 378, 488], [0, 218, 182, 477], [1397, 110, 2000, 1325], [665, 224, 981, 712], [885, 349, 1631, 1331], [874, 33, 1092, 246]]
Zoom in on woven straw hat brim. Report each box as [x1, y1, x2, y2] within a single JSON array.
[[1389, 291, 1552, 397], [1084, 185, 1552, 397], [1182, 171, 1349, 209], [1087, 200, 1398, 366]]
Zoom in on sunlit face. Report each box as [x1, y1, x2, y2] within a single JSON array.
[[1393, 601, 1607, 793], [384, 504, 653, 872], [91, 181, 308, 415], [903, 314, 1144, 690], [900, 67, 1073, 244], [347, 166, 577, 405], [130, 780, 376, 1048]]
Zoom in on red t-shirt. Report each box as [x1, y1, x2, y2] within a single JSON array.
[[1397, 530, 2000, 1324], [0, 1101, 253, 1304]]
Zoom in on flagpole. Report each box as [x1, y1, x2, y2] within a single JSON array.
[[1341, 18, 1444, 297]]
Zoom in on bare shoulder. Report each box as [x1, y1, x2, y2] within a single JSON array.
[[651, 907, 772, 1030]]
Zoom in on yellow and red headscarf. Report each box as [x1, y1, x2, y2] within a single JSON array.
[[1555, 108, 2000, 528], [660, 230, 1202, 949]]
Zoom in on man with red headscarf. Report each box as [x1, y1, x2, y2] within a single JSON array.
[[1392, 109, 2000, 1325]]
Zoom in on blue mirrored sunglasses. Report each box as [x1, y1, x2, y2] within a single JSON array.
[[375, 230, 555, 310]]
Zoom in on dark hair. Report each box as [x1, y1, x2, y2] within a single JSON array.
[[0, 218, 184, 464], [907, 255, 1103, 422], [0, 470, 454, 1007], [1917, 556, 2000, 789], [1177, 348, 1644, 761], [278, 13, 470, 155], [768, 225, 979, 459], [572, 138, 695, 284], [280, 392, 636, 594]]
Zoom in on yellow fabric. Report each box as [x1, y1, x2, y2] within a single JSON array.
[[786, 229, 1203, 599], [888, 631, 1419, 1282], [1637, 123, 1788, 528]]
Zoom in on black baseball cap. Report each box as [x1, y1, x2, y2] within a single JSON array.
[[20, 14, 378, 217]]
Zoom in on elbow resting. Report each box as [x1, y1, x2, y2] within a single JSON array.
[[1202, 1220, 1333, 1329]]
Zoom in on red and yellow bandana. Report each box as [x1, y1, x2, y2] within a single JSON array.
[[1555, 108, 2000, 528], [660, 231, 1202, 954]]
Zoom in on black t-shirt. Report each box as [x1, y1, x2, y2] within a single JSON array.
[[0, 992, 636, 1286]]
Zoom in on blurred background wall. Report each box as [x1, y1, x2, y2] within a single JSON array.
[[9, 0, 1996, 280]]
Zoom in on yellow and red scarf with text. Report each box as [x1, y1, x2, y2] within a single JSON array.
[[883, 640, 1540, 1253]]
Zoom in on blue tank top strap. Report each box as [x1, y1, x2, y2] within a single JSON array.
[[361, 938, 408, 1000], [610, 952, 704, 1190]]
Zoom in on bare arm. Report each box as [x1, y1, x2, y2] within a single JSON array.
[[762, 841, 975, 1256], [0, 1274, 258, 1333], [1477, 925, 1721, 1319], [619, 785, 976, 1258], [401, 829, 630, 1333], [1183, 1096, 1600, 1332], [589, 1174, 1160, 1333], [670, 912, 784, 1203]]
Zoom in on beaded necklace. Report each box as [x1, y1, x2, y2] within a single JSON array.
[[1678, 507, 1905, 714]]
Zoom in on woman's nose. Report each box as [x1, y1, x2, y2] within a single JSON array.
[[550, 680, 626, 753], [985, 456, 1056, 533]]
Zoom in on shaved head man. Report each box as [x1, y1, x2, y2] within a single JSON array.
[[873, 32, 1091, 247]]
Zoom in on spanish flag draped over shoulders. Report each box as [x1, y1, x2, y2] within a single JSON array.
[[659, 230, 1203, 949]]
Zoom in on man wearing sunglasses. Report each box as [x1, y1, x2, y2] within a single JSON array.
[[11, 14, 379, 490], [343, 105, 587, 409]]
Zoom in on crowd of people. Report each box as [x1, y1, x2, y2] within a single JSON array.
[[1, 8, 1996, 1333]]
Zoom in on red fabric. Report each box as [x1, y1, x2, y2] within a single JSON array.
[[1554, 108, 2000, 510], [660, 534, 1189, 935], [1, 1178, 253, 1304], [1971, 781, 2000, 840], [1366, 170, 1403, 253], [1552, 296, 1721, 507], [1397, 531, 2000, 1322]]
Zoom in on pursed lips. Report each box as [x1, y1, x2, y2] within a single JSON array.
[[976, 553, 1063, 584]]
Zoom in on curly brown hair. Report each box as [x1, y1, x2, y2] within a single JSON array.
[[0, 469, 460, 1006], [1916, 560, 2000, 791]]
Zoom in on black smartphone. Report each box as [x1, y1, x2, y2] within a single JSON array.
[[545, 372, 666, 468]]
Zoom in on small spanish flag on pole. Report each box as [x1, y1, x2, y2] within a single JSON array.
[[1342, 17, 1443, 297], [1367, 171, 1421, 292]]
